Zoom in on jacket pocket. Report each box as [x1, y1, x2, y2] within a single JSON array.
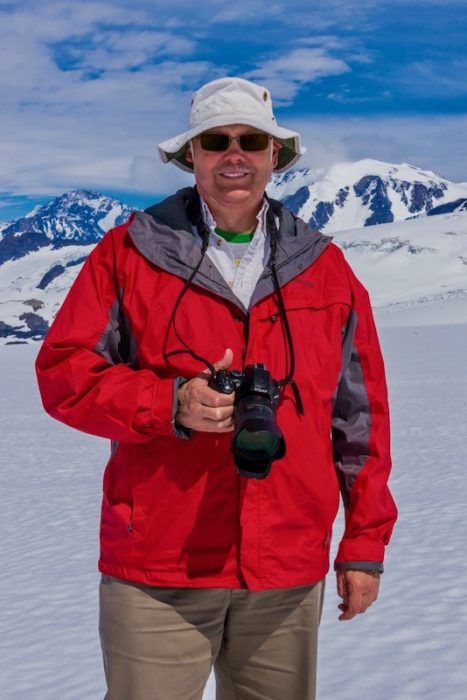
[[253, 290, 352, 401]]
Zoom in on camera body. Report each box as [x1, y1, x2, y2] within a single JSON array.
[[210, 364, 280, 402], [209, 363, 285, 479]]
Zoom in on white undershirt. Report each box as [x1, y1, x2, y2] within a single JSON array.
[[198, 197, 270, 309]]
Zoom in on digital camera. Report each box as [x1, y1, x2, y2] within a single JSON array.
[[209, 363, 285, 479]]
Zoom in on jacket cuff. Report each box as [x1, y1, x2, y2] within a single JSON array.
[[132, 374, 179, 438], [335, 538, 386, 566], [171, 377, 193, 440], [334, 561, 384, 573]]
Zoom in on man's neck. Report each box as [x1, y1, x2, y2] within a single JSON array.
[[202, 196, 264, 233]]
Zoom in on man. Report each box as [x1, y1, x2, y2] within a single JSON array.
[[36, 77, 397, 700]]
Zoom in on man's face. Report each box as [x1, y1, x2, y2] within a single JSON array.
[[186, 124, 280, 212]]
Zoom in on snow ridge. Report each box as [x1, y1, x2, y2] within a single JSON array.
[[267, 159, 467, 232]]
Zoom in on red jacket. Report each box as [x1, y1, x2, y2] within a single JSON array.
[[36, 189, 397, 591]]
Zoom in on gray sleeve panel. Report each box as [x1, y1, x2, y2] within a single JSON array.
[[331, 309, 372, 507], [95, 295, 190, 439], [94, 290, 138, 367], [334, 561, 384, 573]]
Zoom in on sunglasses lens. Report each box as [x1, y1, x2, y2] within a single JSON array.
[[199, 132, 271, 152], [239, 134, 270, 151], [199, 133, 230, 151]]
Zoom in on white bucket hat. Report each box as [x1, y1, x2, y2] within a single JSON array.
[[157, 77, 306, 173]]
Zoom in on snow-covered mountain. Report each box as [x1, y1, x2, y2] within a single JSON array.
[[0, 190, 135, 341], [0, 221, 12, 240], [1, 161, 466, 342], [0, 189, 134, 266], [0, 241, 97, 341], [267, 159, 467, 232]]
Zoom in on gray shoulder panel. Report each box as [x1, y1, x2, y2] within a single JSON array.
[[128, 211, 248, 312], [251, 215, 332, 307], [129, 191, 332, 312]]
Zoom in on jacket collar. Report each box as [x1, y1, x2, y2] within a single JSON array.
[[128, 187, 332, 313]]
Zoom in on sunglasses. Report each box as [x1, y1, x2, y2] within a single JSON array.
[[197, 132, 271, 152]]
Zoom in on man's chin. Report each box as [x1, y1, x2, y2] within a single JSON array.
[[218, 188, 254, 204]]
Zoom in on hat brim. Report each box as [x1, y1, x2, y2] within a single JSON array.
[[157, 116, 306, 173]]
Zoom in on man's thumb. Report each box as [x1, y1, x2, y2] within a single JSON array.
[[213, 348, 234, 371]]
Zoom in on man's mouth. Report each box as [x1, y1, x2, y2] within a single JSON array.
[[216, 168, 254, 179]]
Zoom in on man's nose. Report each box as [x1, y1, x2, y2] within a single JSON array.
[[224, 137, 244, 157]]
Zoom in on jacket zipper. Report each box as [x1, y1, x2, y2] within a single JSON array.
[[242, 313, 250, 369]]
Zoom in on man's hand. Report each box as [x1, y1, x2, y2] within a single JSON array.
[[175, 348, 236, 432], [336, 570, 380, 621]]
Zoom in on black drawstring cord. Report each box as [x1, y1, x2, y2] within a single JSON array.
[[162, 192, 216, 375], [163, 190, 304, 415], [268, 214, 304, 416]]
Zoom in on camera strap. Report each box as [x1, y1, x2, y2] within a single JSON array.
[[163, 189, 304, 416], [267, 206, 304, 416]]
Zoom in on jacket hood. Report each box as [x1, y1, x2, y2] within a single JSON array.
[[128, 187, 332, 313]]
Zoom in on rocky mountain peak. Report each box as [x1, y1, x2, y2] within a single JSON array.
[[267, 159, 466, 232], [0, 190, 135, 265]]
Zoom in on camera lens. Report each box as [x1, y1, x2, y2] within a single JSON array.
[[234, 429, 281, 455]]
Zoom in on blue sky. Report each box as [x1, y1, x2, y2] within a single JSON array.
[[1, 0, 466, 220]]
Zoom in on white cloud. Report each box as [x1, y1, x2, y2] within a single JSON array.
[[211, 1, 285, 23], [400, 60, 467, 98], [0, 0, 465, 209], [0, 1, 218, 197], [208, 0, 381, 31], [296, 36, 349, 51], [250, 48, 349, 81], [245, 48, 350, 104], [0, 59, 214, 196], [66, 31, 195, 73], [288, 115, 467, 183]]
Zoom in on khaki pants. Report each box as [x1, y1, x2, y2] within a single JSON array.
[[99, 575, 324, 700]]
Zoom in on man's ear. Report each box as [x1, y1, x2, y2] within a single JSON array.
[[272, 139, 280, 168], [185, 142, 194, 164]]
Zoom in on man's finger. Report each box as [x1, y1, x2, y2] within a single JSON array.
[[213, 347, 234, 371], [198, 403, 235, 422]]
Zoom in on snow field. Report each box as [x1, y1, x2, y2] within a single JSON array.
[[0, 322, 466, 699]]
